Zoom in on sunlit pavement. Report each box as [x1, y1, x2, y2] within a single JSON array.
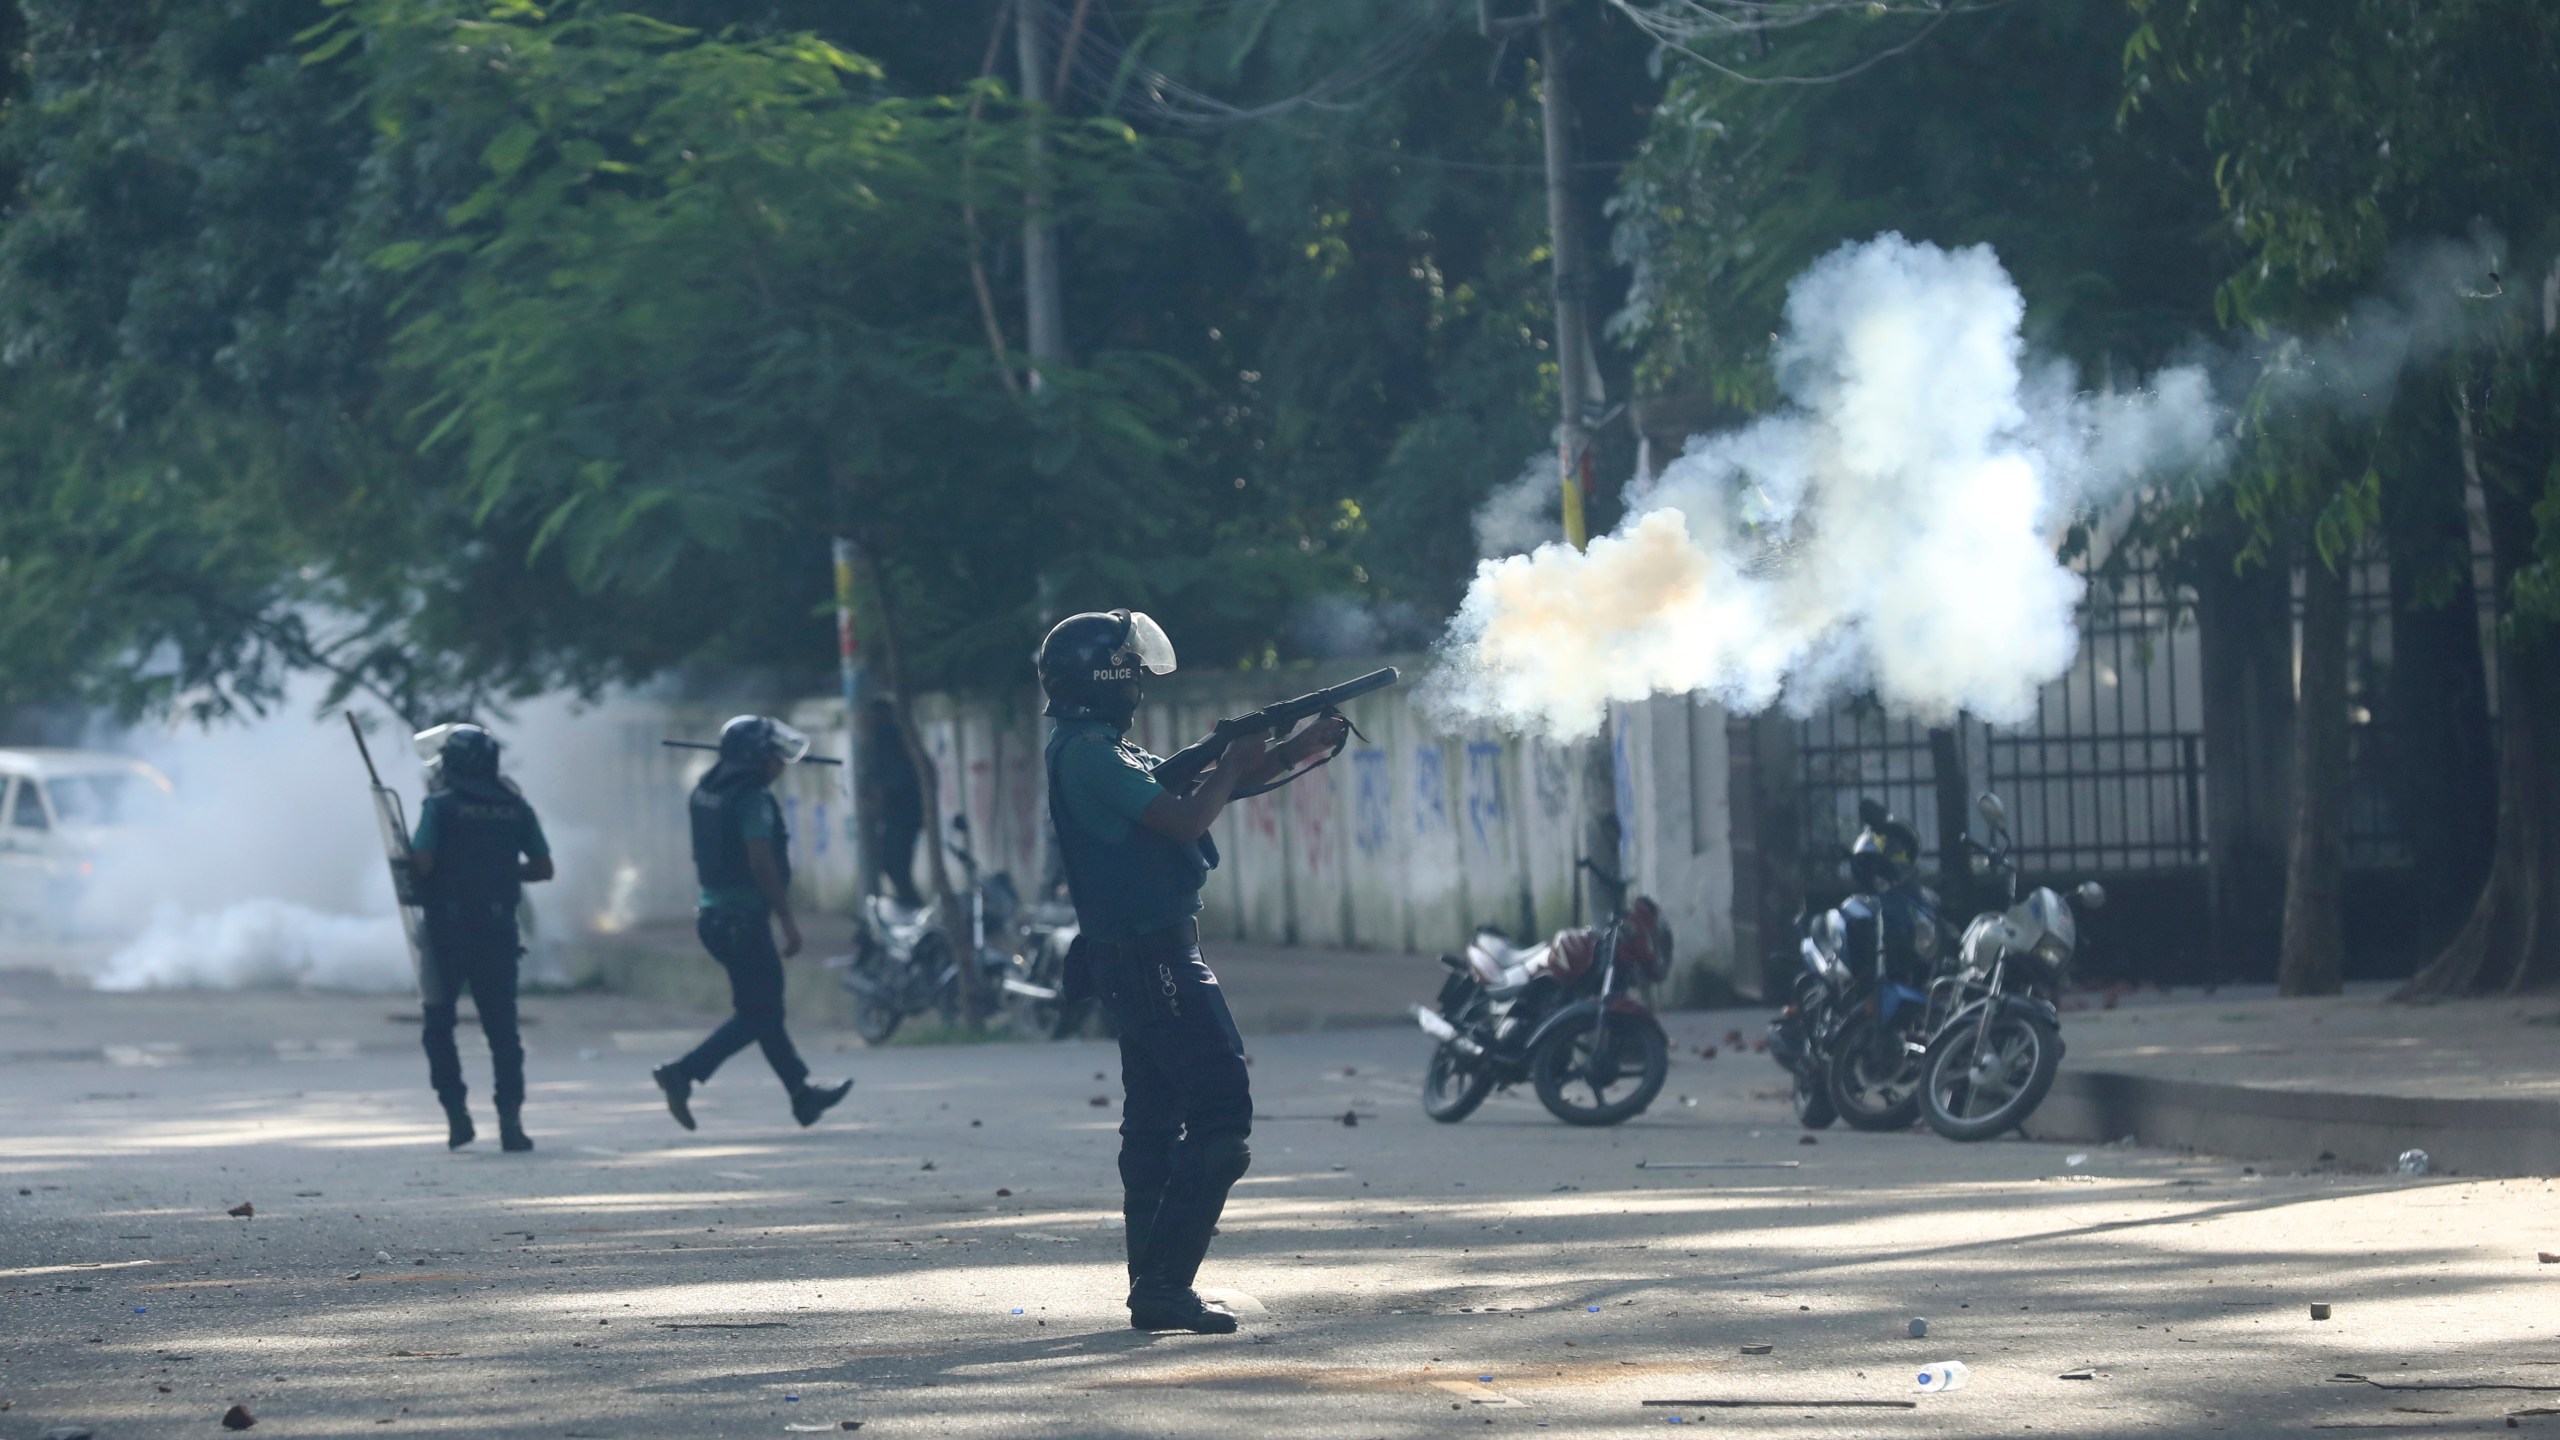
[[3, 984, 2557, 1439]]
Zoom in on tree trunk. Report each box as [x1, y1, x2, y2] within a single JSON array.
[[1015, 0, 1066, 385], [848, 536, 982, 1025], [2193, 522, 2294, 980], [2399, 402, 2560, 997], [2278, 548, 2349, 997]]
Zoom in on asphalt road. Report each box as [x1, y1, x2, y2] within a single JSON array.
[[3, 987, 2556, 1439]]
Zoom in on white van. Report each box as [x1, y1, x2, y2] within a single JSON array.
[[0, 750, 176, 935]]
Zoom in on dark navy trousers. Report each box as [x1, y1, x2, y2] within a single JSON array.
[[674, 906, 811, 1091], [421, 905, 524, 1109], [1096, 921, 1253, 1294]]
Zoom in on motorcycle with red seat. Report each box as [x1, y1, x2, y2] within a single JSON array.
[[1413, 897, 1673, 1127]]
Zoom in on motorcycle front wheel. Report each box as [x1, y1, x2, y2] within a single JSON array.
[[1792, 1059, 1838, 1130], [1826, 1012, 1924, 1131], [1922, 1009, 2062, 1141], [1422, 1043, 1494, 1123], [1530, 1012, 1668, 1127]]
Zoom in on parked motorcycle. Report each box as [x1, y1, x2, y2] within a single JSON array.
[[994, 881, 1094, 1040], [829, 816, 1014, 1044], [1919, 791, 2105, 1141], [1765, 903, 1846, 1129], [1767, 800, 1951, 1132], [1413, 896, 1673, 1127]]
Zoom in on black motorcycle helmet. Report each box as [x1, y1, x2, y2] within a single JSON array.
[[1848, 797, 1921, 890], [1036, 609, 1176, 726]]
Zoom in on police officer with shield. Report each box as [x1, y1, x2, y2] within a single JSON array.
[[652, 716, 854, 1131], [1038, 610, 1348, 1333], [407, 723, 553, 1152]]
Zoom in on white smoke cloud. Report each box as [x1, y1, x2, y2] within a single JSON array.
[[1434, 234, 2228, 738], [67, 676, 617, 992], [93, 900, 411, 992], [1473, 452, 1566, 559]]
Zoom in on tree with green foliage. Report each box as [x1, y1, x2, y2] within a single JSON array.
[[2131, 0, 2560, 995]]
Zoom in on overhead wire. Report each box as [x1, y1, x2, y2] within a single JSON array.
[[1604, 0, 2008, 86], [1051, 0, 1465, 130]]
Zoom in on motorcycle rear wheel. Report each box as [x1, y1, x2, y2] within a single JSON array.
[[1922, 1009, 2061, 1141], [852, 982, 903, 1046], [1422, 1043, 1493, 1123], [1826, 1012, 1924, 1131], [1791, 1060, 1838, 1130], [1530, 1013, 1668, 1127]]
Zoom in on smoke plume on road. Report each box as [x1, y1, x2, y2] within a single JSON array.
[[1436, 234, 2225, 738]]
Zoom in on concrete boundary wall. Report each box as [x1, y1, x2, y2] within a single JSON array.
[[560, 665, 1741, 987]]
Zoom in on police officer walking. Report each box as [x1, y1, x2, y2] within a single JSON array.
[[407, 724, 553, 1152], [652, 716, 854, 1131], [1038, 610, 1347, 1334]]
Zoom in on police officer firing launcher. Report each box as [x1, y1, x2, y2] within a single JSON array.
[[406, 723, 553, 1153], [1039, 609, 1365, 1335]]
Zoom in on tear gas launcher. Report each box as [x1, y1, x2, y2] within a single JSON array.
[[1150, 666, 1399, 798], [344, 712, 439, 997]]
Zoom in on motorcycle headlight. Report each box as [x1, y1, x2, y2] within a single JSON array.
[[2033, 933, 2072, 971], [1969, 852, 1991, 876]]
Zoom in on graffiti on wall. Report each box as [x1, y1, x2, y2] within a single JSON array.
[[1463, 741, 1507, 854], [1352, 748, 1391, 856], [1532, 740, 1571, 819], [1414, 743, 1448, 837]]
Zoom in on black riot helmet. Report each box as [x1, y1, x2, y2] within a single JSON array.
[[414, 722, 503, 796], [717, 714, 812, 767], [1036, 609, 1176, 725]]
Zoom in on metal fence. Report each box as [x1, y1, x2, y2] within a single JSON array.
[[1791, 546, 2210, 881], [1785, 540, 2443, 888]]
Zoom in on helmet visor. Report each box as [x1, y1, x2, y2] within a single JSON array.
[[411, 723, 465, 764], [766, 719, 813, 765], [1125, 611, 1177, 675]]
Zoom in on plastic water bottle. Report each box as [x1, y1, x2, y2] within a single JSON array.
[[1914, 1361, 1969, 1394], [2396, 1149, 2430, 1176]]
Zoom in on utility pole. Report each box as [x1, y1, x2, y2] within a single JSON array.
[[1488, 0, 1625, 918], [1016, 0, 1068, 387], [834, 537, 874, 908], [1536, 1, 1600, 552]]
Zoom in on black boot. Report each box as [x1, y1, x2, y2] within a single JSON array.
[[497, 1105, 533, 1153], [1127, 1288, 1238, 1334], [652, 1064, 697, 1131], [790, 1078, 853, 1128], [442, 1097, 476, 1150], [1127, 1134, 1250, 1333], [1123, 1200, 1158, 1287]]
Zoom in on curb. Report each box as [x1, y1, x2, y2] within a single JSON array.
[[2030, 1069, 2560, 1177]]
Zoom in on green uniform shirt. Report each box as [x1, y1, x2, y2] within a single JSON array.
[[1049, 717, 1207, 937], [700, 788, 784, 912], [1050, 718, 1167, 845]]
